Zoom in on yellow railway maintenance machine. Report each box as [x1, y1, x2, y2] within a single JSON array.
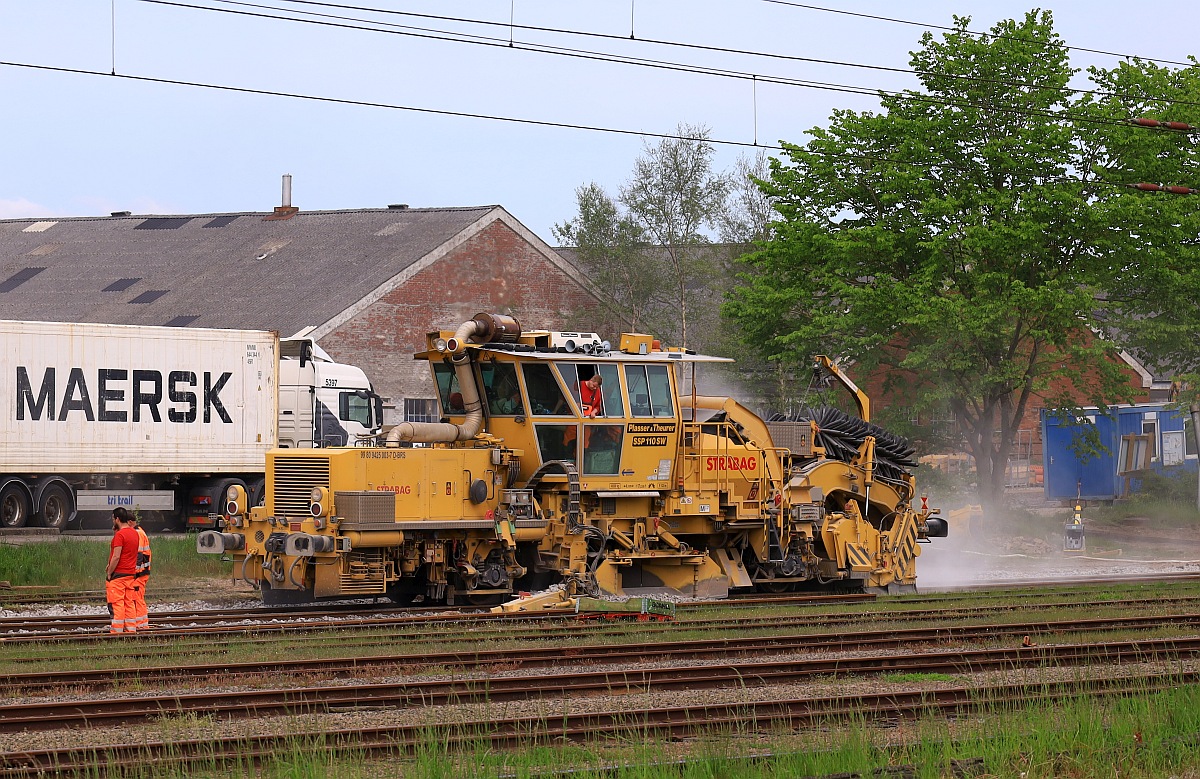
[[199, 314, 947, 604]]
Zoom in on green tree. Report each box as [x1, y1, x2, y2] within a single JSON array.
[[619, 123, 729, 349], [725, 11, 1200, 508], [557, 123, 728, 349], [552, 183, 665, 332]]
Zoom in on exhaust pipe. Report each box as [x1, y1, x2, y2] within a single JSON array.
[[387, 313, 521, 445]]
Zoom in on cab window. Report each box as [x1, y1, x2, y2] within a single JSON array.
[[432, 363, 465, 415], [523, 363, 570, 416], [338, 391, 373, 426], [625, 364, 674, 418], [582, 424, 623, 475], [647, 365, 674, 417], [558, 363, 623, 418], [480, 362, 524, 416], [535, 424, 578, 465]]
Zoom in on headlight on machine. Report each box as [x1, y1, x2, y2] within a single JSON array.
[[226, 484, 247, 517], [310, 486, 330, 517]]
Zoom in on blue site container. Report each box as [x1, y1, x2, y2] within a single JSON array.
[[1040, 403, 1197, 501]]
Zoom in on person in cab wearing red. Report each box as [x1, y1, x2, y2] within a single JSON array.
[[579, 374, 604, 418], [106, 507, 141, 634]]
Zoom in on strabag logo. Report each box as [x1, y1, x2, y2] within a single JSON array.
[[704, 455, 758, 472], [15, 367, 234, 423]]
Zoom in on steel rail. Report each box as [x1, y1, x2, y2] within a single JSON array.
[[6, 614, 1200, 701], [7, 585, 1200, 643], [7, 593, 1198, 669], [1, 672, 1194, 777]]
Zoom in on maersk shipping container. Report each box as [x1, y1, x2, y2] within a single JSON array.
[[0, 320, 278, 530], [2, 320, 278, 471]]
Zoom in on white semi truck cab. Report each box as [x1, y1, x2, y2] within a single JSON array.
[[278, 338, 382, 450]]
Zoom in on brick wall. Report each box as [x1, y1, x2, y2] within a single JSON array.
[[318, 219, 607, 421]]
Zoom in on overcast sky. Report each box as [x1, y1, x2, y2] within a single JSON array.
[[2, 1, 1197, 241]]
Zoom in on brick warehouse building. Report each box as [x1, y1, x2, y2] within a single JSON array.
[[0, 204, 611, 423]]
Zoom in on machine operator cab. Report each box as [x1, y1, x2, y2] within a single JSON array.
[[421, 329, 731, 491]]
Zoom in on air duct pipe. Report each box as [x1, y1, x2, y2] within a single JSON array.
[[386, 313, 521, 445]]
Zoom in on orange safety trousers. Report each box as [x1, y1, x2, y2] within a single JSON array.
[[105, 576, 138, 634], [131, 575, 150, 631]]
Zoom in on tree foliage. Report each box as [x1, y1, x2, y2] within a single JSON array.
[[551, 183, 665, 331], [724, 11, 1200, 506], [554, 123, 732, 350]]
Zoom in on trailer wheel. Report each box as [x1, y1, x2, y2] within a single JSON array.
[[248, 478, 266, 509], [35, 483, 74, 531], [0, 481, 32, 529]]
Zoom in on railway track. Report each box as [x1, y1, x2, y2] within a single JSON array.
[[5, 590, 1200, 647], [6, 580, 1200, 775], [7, 611, 1200, 701], [0, 591, 875, 634], [2, 671, 1194, 777]]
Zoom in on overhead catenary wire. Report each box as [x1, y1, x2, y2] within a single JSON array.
[[0, 59, 769, 150], [161, 0, 1200, 112], [762, 0, 1200, 70], [132, 0, 1200, 135], [0, 57, 1187, 197]]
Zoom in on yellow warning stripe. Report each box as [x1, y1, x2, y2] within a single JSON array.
[[846, 543, 872, 569], [893, 526, 917, 572]]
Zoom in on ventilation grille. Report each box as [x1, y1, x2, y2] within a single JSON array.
[[271, 456, 330, 516], [335, 491, 396, 525], [339, 550, 389, 595]]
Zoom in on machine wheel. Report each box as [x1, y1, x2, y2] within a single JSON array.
[[35, 483, 74, 531], [0, 481, 32, 529]]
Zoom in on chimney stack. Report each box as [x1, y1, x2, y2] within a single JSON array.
[[265, 173, 299, 221]]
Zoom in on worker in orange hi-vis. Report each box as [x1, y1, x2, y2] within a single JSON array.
[[105, 507, 141, 634], [131, 513, 152, 631]]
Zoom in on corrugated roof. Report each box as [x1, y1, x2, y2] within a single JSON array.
[[0, 206, 499, 335]]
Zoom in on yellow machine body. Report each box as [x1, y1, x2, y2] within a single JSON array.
[[213, 316, 945, 604]]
